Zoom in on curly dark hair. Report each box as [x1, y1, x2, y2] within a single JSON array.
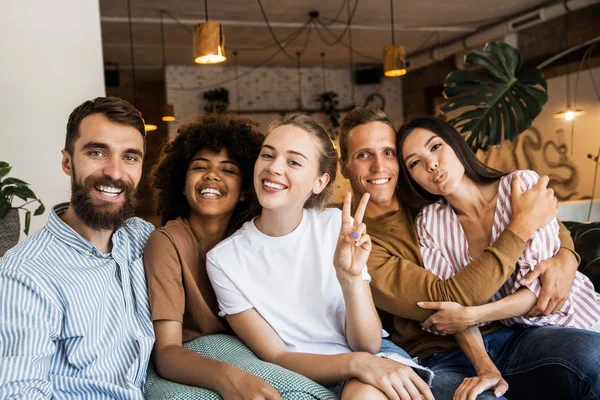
[[152, 115, 263, 234]]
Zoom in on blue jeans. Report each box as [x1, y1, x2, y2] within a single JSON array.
[[327, 339, 411, 397], [420, 326, 600, 400]]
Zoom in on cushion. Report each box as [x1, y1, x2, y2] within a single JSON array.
[[563, 221, 600, 292], [144, 334, 336, 400]]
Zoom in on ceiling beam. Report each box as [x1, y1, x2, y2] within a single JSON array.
[[100, 16, 477, 33]]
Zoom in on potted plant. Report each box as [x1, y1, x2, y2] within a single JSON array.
[[0, 161, 45, 255], [203, 87, 230, 114], [441, 38, 600, 152], [317, 91, 341, 140]]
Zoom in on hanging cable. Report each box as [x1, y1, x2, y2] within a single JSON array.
[[160, 10, 167, 66], [256, 0, 296, 60], [162, 10, 193, 33], [313, 0, 359, 46], [299, 24, 313, 54], [347, 0, 355, 107], [318, 0, 348, 26], [234, 18, 312, 52], [234, 51, 241, 113], [570, 43, 596, 156], [587, 45, 600, 103], [390, 0, 395, 45], [127, 0, 137, 106], [297, 52, 303, 109], [167, 45, 282, 92], [320, 52, 326, 93], [414, 32, 437, 52], [167, 19, 313, 92], [313, 26, 380, 62], [204, 0, 209, 22]]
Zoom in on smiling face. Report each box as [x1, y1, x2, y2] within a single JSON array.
[[401, 127, 465, 196], [341, 121, 399, 214], [62, 113, 144, 230], [184, 148, 243, 221], [254, 125, 329, 213]]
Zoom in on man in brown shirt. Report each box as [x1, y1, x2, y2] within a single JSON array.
[[338, 107, 600, 400]]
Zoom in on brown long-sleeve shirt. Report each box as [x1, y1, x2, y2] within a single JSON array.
[[365, 205, 577, 359], [144, 218, 226, 343]]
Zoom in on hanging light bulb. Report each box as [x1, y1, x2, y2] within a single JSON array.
[[145, 124, 158, 132], [553, 109, 585, 121], [384, 45, 407, 77], [160, 10, 176, 122], [161, 104, 176, 122], [193, 0, 226, 64], [553, 17, 584, 122], [383, 0, 407, 77]]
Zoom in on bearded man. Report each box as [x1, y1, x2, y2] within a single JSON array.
[[0, 97, 155, 399]]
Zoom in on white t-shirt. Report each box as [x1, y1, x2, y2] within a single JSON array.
[[206, 207, 370, 355]]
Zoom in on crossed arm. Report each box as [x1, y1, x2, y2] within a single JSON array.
[[368, 176, 578, 322]]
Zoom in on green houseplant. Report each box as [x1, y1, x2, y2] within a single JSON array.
[[203, 87, 230, 114], [0, 161, 45, 254], [317, 91, 341, 139], [441, 41, 548, 152], [441, 37, 600, 152]]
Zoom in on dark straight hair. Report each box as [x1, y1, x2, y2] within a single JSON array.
[[396, 115, 506, 210]]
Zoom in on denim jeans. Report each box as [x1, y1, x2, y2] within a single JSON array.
[[420, 326, 600, 400]]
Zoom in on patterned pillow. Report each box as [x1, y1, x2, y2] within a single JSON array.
[[144, 334, 336, 400]]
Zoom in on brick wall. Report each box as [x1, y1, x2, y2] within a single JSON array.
[[165, 64, 405, 204], [165, 64, 404, 136]]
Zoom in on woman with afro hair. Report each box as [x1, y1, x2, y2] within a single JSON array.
[[143, 115, 283, 398]]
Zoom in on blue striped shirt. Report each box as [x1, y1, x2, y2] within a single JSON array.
[[0, 203, 155, 399]]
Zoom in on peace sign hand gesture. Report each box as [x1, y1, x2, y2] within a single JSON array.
[[334, 192, 372, 278]]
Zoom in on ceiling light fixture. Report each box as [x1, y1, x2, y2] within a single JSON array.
[[553, 13, 584, 122], [383, 0, 407, 77], [193, 0, 226, 64], [160, 10, 176, 122]]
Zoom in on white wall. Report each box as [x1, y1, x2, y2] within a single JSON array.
[[0, 0, 106, 236]]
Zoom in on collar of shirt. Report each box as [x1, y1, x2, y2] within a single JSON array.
[[46, 203, 130, 260]]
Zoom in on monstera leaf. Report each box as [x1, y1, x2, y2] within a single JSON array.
[[441, 41, 548, 152]]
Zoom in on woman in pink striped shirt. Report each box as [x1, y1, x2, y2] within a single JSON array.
[[396, 116, 600, 399]]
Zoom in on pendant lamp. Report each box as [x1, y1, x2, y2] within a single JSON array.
[[383, 0, 407, 77], [160, 10, 176, 122], [193, 0, 226, 64]]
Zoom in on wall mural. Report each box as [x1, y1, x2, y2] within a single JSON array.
[[479, 127, 580, 201]]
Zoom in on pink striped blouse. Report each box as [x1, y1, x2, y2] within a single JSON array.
[[415, 170, 600, 333]]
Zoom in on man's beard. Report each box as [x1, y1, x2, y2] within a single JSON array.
[[70, 167, 138, 231]]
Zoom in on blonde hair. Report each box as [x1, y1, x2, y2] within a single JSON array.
[[266, 113, 338, 209]]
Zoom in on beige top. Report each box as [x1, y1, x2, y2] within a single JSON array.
[[144, 217, 226, 343], [365, 205, 577, 359]]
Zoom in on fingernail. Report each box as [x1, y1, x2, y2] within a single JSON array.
[[417, 302, 424, 307], [351, 231, 359, 239]]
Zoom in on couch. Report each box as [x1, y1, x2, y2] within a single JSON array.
[[144, 221, 600, 400], [564, 221, 600, 292]]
